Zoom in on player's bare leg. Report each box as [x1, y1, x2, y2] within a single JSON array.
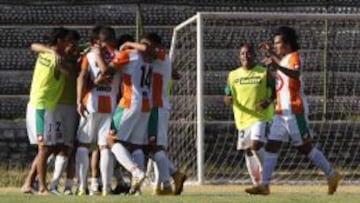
[[37, 145, 53, 195], [21, 155, 39, 193]]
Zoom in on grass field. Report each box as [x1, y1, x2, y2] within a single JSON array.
[[1, 185, 360, 203]]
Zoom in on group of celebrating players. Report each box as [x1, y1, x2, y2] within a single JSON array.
[[21, 25, 186, 196], [20, 23, 343, 197]]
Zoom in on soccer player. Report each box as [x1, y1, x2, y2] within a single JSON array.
[[22, 27, 77, 195], [118, 34, 187, 195], [224, 43, 275, 187], [76, 26, 119, 196], [144, 33, 187, 195], [50, 29, 81, 195], [25, 30, 81, 195], [106, 37, 161, 195], [245, 26, 342, 195]]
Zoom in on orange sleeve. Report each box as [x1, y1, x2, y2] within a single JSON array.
[[81, 56, 89, 70], [289, 52, 301, 70], [112, 50, 130, 70]]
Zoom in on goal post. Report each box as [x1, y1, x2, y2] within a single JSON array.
[[169, 12, 360, 185]]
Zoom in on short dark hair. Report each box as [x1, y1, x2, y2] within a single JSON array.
[[68, 29, 81, 42], [44, 27, 69, 46], [91, 25, 115, 44], [273, 26, 300, 51], [143, 32, 162, 46], [240, 42, 256, 56], [115, 34, 135, 49]]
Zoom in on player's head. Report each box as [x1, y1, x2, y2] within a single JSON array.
[[115, 34, 135, 50], [91, 25, 116, 48], [44, 27, 78, 54], [139, 37, 154, 62], [143, 32, 162, 47], [273, 26, 300, 55], [239, 43, 255, 69], [64, 29, 81, 59]]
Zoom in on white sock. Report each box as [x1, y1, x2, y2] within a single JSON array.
[[111, 143, 137, 172], [65, 179, 73, 189], [47, 153, 55, 164], [90, 177, 99, 191], [152, 160, 161, 187], [308, 147, 335, 177], [154, 150, 171, 186], [100, 148, 113, 192], [132, 149, 145, 171], [261, 151, 279, 186], [76, 147, 89, 190], [51, 155, 68, 190], [245, 153, 262, 186]]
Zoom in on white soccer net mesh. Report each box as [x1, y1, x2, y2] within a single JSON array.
[[169, 13, 360, 184]]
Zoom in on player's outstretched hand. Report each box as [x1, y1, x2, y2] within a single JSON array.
[[259, 42, 271, 53]]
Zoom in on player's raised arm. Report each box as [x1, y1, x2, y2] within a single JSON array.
[[77, 56, 89, 118]]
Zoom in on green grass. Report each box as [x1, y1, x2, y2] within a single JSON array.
[[1, 185, 360, 203]]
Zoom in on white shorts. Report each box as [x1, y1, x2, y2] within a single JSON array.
[[53, 104, 78, 147], [112, 106, 150, 145], [77, 112, 112, 146], [26, 104, 57, 146], [147, 107, 170, 148], [237, 121, 268, 150], [268, 114, 312, 147]]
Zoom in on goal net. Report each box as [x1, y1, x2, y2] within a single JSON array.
[[169, 12, 360, 184]]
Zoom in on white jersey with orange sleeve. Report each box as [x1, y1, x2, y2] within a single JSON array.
[[81, 50, 121, 114], [146, 51, 172, 147], [110, 49, 152, 145], [150, 51, 171, 110], [276, 51, 309, 116], [113, 49, 151, 112]]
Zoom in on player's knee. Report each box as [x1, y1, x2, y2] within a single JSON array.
[[297, 142, 313, 155], [250, 140, 264, 151], [106, 134, 116, 147], [153, 150, 167, 163], [126, 143, 143, 153], [245, 148, 253, 156], [148, 145, 165, 153], [265, 140, 282, 153], [78, 142, 90, 148], [58, 145, 70, 157]]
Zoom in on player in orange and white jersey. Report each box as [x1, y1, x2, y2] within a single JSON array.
[[245, 26, 342, 196], [104, 38, 159, 195], [139, 33, 186, 195], [75, 26, 121, 195]]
